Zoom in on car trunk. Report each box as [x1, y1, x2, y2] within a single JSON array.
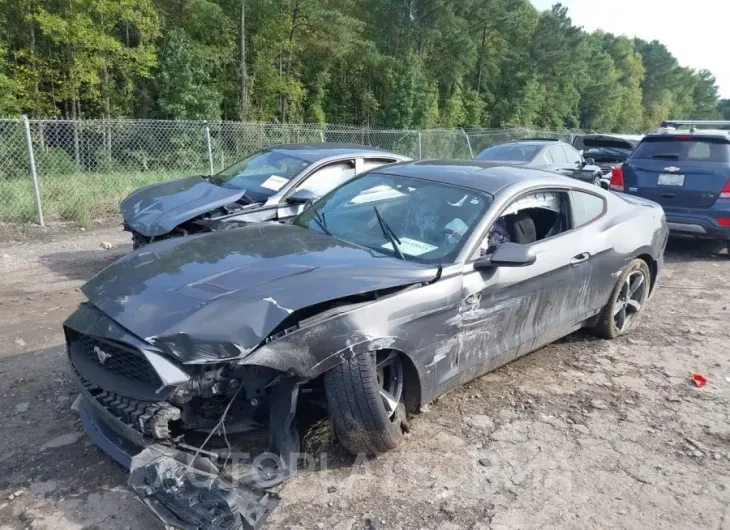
[[623, 137, 730, 209]]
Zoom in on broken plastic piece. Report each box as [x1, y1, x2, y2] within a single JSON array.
[[692, 374, 707, 388], [129, 446, 279, 530]]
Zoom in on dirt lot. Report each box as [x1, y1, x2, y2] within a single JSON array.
[[0, 224, 728, 530]]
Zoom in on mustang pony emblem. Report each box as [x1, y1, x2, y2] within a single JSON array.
[[94, 346, 112, 364]]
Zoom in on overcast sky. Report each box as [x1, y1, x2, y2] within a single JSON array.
[[529, 0, 730, 98]]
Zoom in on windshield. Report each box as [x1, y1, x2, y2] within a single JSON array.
[[475, 144, 540, 162], [211, 150, 310, 201], [294, 173, 492, 264]]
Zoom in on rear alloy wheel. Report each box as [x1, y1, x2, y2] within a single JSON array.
[[324, 350, 407, 456], [593, 258, 650, 339], [591, 175, 602, 187]]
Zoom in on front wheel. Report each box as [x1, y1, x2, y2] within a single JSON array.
[[324, 350, 407, 456], [593, 258, 651, 339]]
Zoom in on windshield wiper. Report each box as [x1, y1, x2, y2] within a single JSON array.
[[309, 202, 333, 236], [373, 206, 406, 261]]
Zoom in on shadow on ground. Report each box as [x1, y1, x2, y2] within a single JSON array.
[[664, 236, 728, 263], [40, 246, 131, 281]]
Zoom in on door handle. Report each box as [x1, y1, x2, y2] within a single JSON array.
[[570, 252, 590, 265]]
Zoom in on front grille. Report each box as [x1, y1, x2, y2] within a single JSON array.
[[71, 332, 162, 387]]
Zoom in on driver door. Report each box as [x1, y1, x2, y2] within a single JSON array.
[[276, 160, 356, 219], [456, 190, 591, 376]]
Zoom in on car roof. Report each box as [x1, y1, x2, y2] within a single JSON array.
[[645, 130, 730, 142], [268, 143, 403, 162], [371, 160, 572, 194], [486, 140, 555, 148]]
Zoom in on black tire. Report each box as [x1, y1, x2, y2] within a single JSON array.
[[593, 258, 651, 339], [324, 351, 407, 456]]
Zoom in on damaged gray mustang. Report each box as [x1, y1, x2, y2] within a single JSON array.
[[65, 161, 667, 529]]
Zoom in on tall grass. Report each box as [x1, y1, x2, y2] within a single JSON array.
[[0, 170, 185, 226]]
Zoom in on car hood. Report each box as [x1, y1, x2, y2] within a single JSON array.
[[120, 176, 247, 237], [574, 135, 638, 151], [81, 224, 439, 363]]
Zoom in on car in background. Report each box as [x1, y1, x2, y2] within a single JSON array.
[[611, 120, 730, 254], [474, 139, 604, 186], [573, 134, 643, 188], [121, 143, 410, 248]]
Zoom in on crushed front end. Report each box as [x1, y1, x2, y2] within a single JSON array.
[[64, 303, 303, 530]]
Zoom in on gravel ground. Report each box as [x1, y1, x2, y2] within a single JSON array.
[[0, 224, 728, 530]]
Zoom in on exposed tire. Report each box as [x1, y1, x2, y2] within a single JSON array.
[[591, 175, 602, 187], [593, 258, 651, 339], [324, 351, 407, 456]]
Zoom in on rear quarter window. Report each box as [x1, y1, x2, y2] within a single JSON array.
[[631, 137, 730, 163], [571, 190, 605, 227]]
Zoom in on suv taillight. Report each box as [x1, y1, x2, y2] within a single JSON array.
[[610, 167, 624, 191], [720, 180, 730, 199]]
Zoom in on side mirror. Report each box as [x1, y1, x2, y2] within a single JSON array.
[[474, 242, 536, 270], [584, 158, 595, 166], [287, 188, 317, 205]]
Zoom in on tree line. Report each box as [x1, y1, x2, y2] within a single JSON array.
[[1, 0, 727, 132]]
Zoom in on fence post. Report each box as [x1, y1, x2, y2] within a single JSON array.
[[417, 131, 422, 159], [21, 116, 44, 227], [319, 130, 325, 142], [204, 121, 214, 175], [460, 128, 474, 159]]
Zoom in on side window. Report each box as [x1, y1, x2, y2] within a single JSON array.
[[571, 190, 605, 227], [476, 191, 572, 257], [549, 146, 568, 164], [295, 160, 356, 197], [562, 145, 583, 165], [360, 158, 397, 173]]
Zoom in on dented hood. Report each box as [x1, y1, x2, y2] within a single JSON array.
[[120, 176, 246, 237], [82, 224, 438, 363]]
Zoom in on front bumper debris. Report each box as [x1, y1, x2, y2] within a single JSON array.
[[73, 371, 303, 529], [129, 446, 279, 530]]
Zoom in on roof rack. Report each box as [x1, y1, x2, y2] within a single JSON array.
[[660, 120, 730, 129]]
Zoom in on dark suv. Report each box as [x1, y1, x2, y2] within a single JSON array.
[[611, 123, 730, 254]]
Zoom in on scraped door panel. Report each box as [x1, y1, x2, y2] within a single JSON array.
[[457, 231, 592, 379]]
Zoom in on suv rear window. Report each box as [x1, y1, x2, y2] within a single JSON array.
[[631, 137, 730, 163]]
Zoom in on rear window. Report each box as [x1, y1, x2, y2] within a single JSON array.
[[475, 144, 541, 162], [631, 137, 730, 163]]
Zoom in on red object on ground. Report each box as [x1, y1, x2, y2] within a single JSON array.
[[692, 374, 707, 388]]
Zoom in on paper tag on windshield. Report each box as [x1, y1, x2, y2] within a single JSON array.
[[260, 175, 289, 191], [382, 237, 438, 256]]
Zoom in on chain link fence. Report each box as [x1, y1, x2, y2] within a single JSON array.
[[0, 118, 586, 238]]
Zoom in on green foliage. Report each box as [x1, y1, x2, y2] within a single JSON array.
[[0, 0, 722, 131], [36, 147, 78, 175], [718, 99, 730, 120]]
